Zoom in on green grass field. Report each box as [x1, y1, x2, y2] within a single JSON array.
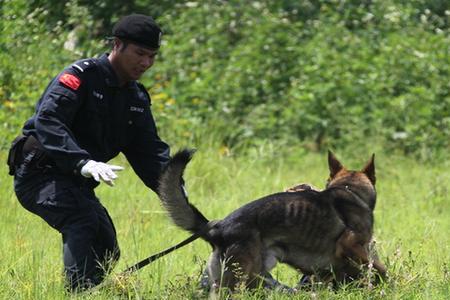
[[1, 147, 449, 299]]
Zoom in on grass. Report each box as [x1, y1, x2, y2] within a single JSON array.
[[0, 145, 449, 299]]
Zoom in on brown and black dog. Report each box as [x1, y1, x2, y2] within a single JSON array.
[[158, 150, 386, 292]]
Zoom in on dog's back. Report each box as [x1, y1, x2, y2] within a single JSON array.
[[159, 152, 345, 255]]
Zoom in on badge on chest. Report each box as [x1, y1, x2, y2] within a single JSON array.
[[130, 106, 144, 113]]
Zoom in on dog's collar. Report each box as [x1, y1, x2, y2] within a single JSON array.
[[329, 185, 371, 212]]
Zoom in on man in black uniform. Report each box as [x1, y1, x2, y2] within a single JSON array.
[[7, 14, 170, 291]]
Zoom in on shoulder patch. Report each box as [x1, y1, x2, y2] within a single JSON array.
[[71, 58, 96, 73], [59, 73, 81, 90]]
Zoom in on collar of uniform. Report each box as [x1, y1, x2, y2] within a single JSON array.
[[97, 53, 135, 89]]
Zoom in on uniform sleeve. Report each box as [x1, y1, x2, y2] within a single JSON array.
[[34, 71, 91, 174], [123, 107, 170, 193]]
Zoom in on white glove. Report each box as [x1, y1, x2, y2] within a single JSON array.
[[80, 160, 124, 186]]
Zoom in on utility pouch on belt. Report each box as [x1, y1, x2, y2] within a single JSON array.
[[7, 135, 53, 175], [7, 134, 27, 175]]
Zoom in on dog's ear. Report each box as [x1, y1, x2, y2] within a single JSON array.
[[361, 153, 376, 184], [328, 150, 344, 178]]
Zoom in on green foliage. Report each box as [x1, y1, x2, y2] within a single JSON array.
[[0, 0, 104, 145], [1, 0, 59, 141], [148, 0, 450, 158], [1, 0, 449, 160]]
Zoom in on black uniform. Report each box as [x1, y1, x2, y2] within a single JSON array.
[[12, 54, 170, 290]]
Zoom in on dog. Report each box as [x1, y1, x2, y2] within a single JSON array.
[[157, 150, 387, 292]]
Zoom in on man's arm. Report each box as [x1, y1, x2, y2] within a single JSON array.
[[34, 69, 91, 174], [123, 107, 170, 193]]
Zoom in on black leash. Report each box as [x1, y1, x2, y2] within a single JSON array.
[[121, 233, 200, 274]]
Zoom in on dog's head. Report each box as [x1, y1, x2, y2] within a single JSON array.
[[326, 150, 377, 210]]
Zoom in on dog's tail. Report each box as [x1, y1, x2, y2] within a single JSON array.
[[158, 149, 210, 235]]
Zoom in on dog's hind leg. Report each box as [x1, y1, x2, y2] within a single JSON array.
[[221, 238, 263, 291], [207, 249, 223, 291]]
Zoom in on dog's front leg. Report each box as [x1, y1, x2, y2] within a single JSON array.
[[336, 230, 386, 278]]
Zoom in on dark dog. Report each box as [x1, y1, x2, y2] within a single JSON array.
[[158, 150, 386, 292]]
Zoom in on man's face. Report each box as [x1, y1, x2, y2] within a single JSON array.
[[114, 41, 158, 81]]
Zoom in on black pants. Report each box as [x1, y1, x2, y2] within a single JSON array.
[[13, 157, 120, 291]]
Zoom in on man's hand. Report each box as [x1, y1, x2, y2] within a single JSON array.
[[80, 160, 124, 186]]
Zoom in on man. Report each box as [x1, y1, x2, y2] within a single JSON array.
[[7, 14, 170, 291]]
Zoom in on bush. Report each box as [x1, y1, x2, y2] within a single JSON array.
[[0, 0, 106, 147], [1, 0, 449, 160], [148, 0, 449, 158]]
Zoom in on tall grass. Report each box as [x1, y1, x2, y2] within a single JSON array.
[[0, 146, 449, 299]]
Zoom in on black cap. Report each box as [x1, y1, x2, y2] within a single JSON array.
[[112, 14, 162, 49]]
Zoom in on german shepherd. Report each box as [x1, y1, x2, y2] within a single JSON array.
[[158, 150, 386, 292]]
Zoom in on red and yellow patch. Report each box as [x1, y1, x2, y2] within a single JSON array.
[[59, 73, 81, 90]]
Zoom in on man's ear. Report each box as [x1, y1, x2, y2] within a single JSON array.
[[361, 154, 376, 184], [112, 37, 123, 52], [328, 150, 343, 178]]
